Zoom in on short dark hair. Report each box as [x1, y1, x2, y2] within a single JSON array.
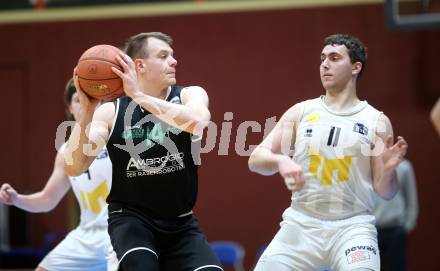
[[64, 78, 76, 121], [324, 34, 367, 79], [124, 32, 173, 59]]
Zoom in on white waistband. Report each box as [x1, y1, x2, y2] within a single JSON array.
[[178, 210, 193, 217], [283, 207, 375, 227]]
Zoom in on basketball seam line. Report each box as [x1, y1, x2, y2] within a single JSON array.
[[77, 76, 120, 80], [78, 57, 122, 67]]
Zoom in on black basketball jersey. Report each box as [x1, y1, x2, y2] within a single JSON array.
[[106, 86, 200, 218]]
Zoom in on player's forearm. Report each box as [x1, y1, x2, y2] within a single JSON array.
[[14, 193, 57, 213], [64, 114, 94, 176], [373, 167, 399, 200], [132, 93, 210, 135], [248, 147, 286, 176]]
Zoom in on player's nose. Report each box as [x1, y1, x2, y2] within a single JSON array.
[[169, 56, 177, 67]]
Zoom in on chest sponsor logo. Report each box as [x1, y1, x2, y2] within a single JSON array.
[[121, 123, 182, 147], [353, 122, 368, 136], [125, 152, 185, 177], [122, 126, 145, 140]]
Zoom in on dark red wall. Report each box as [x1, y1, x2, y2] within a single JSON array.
[[0, 3, 438, 270]]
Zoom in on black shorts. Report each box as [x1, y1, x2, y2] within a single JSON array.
[[108, 203, 222, 271]]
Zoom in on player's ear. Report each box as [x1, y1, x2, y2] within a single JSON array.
[[352, 62, 362, 75], [135, 59, 146, 72]]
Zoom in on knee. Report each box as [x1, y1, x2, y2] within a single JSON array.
[[194, 266, 223, 271], [119, 249, 158, 271]]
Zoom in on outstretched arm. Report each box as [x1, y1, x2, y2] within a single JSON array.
[[248, 102, 305, 192], [0, 151, 71, 213], [372, 114, 408, 200], [112, 53, 211, 136]]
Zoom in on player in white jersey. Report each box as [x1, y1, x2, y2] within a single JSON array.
[[249, 34, 408, 271], [0, 79, 117, 271], [431, 97, 440, 135]]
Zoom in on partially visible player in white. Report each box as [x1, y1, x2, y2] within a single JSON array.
[[431, 97, 440, 136], [249, 34, 408, 271], [0, 79, 117, 271]]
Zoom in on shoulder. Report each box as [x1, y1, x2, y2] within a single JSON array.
[[363, 102, 384, 122], [94, 101, 116, 123], [180, 86, 208, 105], [181, 86, 207, 96], [98, 100, 116, 113], [378, 113, 391, 125], [282, 101, 306, 122], [376, 113, 393, 136]]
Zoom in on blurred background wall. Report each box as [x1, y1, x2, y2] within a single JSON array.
[[0, 0, 438, 269]]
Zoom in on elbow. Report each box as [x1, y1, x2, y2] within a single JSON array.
[[191, 115, 211, 137], [248, 147, 277, 176], [248, 157, 256, 173], [248, 152, 259, 173], [377, 192, 395, 201], [374, 185, 398, 200], [36, 197, 57, 213], [196, 111, 211, 129]]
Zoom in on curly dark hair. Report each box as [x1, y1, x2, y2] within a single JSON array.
[[324, 34, 368, 79]]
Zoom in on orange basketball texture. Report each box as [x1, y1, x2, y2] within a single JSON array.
[[76, 44, 124, 100]]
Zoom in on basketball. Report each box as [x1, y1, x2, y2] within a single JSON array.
[[76, 44, 124, 100]]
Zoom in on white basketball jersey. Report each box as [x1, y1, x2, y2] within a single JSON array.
[[292, 96, 382, 220], [62, 144, 112, 229]]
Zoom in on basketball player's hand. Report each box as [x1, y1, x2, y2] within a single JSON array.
[[381, 135, 408, 171], [73, 68, 100, 115], [0, 183, 18, 205], [113, 53, 143, 99], [278, 156, 305, 192]]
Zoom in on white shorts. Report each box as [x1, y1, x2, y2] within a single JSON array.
[[255, 207, 380, 271], [39, 225, 118, 271]]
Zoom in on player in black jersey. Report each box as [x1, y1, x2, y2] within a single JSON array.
[[64, 32, 222, 271]]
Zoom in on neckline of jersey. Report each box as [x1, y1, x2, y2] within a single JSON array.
[[318, 95, 368, 116]]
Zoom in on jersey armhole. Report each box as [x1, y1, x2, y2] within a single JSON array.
[[108, 99, 120, 140], [294, 101, 307, 131], [370, 110, 384, 146]]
